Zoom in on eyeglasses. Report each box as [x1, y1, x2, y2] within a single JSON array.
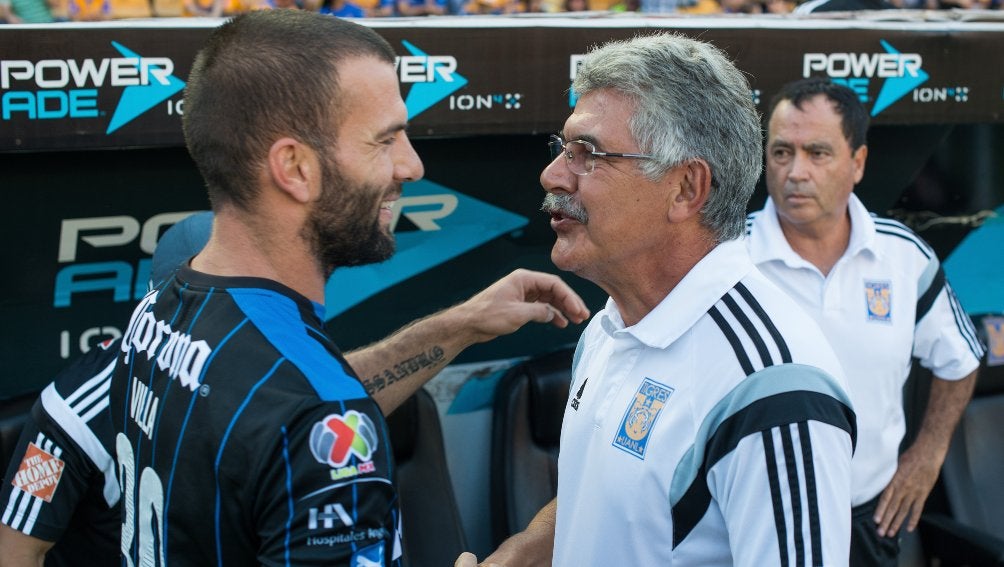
[[548, 134, 655, 176]]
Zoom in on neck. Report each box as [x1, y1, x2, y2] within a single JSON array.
[[779, 209, 851, 277], [190, 203, 327, 304], [598, 229, 717, 327]]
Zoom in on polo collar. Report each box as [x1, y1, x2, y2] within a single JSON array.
[[599, 239, 754, 349], [748, 193, 879, 269]]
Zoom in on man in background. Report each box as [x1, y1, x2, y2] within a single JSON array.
[[747, 77, 983, 566]]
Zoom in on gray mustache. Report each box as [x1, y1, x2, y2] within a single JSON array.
[[541, 193, 588, 224]]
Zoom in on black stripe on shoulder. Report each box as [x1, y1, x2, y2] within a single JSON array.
[[916, 265, 946, 322], [734, 282, 792, 364], [722, 293, 774, 368], [670, 391, 856, 547], [709, 306, 755, 376], [874, 220, 934, 260]]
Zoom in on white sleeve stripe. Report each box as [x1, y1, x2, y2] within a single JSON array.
[[763, 424, 824, 567], [40, 384, 121, 507], [22, 495, 44, 533], [63, 357, 116, 407], [2, 484, 24, 526], [944, 282, 986, 360], [762, 429, 791, 566]]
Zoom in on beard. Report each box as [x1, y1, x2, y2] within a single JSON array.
[[303, 154, 397, 278]]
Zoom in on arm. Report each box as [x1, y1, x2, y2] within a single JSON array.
[[455, 498, 557, 567], [347, 269, 589, 416], [0, 525, 52, 567], [875, 369, 977, 537]]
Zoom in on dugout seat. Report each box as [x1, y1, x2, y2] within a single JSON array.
[[915, 313, 1004, 566], [915, 313, 1004, 565], [489, 347, 574, 547], [387, 387, 468, 567]]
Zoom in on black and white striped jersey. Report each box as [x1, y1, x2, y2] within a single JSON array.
[[108, 266, 401, 566], [747, 194, 983, 505], [1, 340, 120, 567], [555, 239, 856, 567]]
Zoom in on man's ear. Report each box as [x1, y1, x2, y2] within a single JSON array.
[[852, 144, 868, 185], [267, 137, 317, 204], [667, 158, 712, 223]]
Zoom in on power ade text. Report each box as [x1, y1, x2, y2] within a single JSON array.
[[802, 52, 922, 78], [395, 55, 456, 83], [1, 57, 173, 120]]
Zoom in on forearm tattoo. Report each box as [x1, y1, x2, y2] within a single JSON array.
[[362, 346, 446, 394]]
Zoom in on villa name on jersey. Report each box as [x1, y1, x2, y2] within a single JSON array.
[[121, 290, 212, 393]]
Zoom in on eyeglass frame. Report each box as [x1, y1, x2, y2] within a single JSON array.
[[548, 134, 656, 176]]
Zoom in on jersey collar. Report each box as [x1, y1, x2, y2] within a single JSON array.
[[748, 193, 879, 268], [599, 239, 754, 349]]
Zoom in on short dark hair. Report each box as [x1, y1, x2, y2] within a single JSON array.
[[183, 11, 396, 210], [767, 78, 869, 150]]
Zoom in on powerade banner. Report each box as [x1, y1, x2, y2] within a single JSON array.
[[2, 15, 1004, 152]]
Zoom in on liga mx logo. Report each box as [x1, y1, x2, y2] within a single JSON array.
[[865, 281, 892, 323], [309, 411, 379, 468], [613, 378, 673, 459]]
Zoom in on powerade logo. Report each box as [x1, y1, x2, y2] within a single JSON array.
[[395, 40, 467, 120], [802, 40, 928, 116], [1, 41, 185, 133], [324, 179, 528, 319]]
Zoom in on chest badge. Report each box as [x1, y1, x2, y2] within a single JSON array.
[[865, 280, 892, 323], [613, 378, 674, 459]]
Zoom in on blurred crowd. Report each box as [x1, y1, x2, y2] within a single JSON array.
[[1, 0, 1000, 29]]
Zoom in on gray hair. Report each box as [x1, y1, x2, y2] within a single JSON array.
[[572, 33, 762, 242]]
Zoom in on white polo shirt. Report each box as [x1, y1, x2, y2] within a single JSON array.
[[555, 239, 855, 567], [747, 194, 984, 506]]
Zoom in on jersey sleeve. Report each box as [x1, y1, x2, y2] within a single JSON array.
[[249, 397, 402, 567], [1, 400, 103, 542], [913, 265, 985, 379], [709, 419, 853, 567]]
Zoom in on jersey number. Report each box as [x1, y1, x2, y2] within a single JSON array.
[[117, 433, 167, 567]]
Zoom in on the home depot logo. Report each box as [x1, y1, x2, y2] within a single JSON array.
[[12, 442, 65, 502]]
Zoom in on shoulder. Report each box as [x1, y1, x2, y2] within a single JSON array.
[[869, 215, 938, 263]]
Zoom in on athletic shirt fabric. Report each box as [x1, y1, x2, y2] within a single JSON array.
[[554, 239, 856, 566], [1, 341, 120, 567], [747, 194, 984, 505], [109, 266, 401, 566]]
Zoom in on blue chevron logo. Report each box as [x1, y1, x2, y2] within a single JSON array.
[[106, 42, 185, 134], [871, 40, 929, 117], [323, 179, 527, 319], [399, 40, 468, 120]]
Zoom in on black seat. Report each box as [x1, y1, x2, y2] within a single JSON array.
[[387, 388, 468, 567], [489, 347, 575, 547], [915, 314, 1004, 566]]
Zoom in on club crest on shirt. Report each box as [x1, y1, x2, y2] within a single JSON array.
[[11, 442, 65, 503], [865, 280, 892, 323], [309, 411, 379, 481], [613, 378, 673, 459], [984, 315, 1004, 366]]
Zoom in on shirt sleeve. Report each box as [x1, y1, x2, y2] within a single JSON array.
[[913, 266, 985, 380], [1, 402, 103, 542], [250, 398, 402, 567], [709, 419, 853, 567]]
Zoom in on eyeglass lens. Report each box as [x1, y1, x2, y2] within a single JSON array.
[[548, 136, 592, 175]]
